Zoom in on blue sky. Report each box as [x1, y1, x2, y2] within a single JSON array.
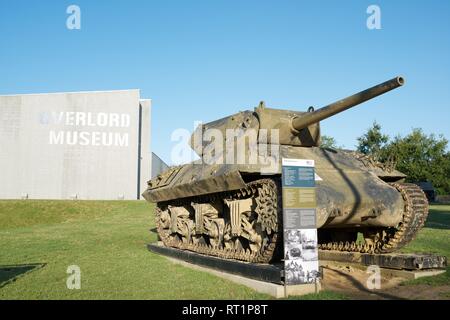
[[1, 0, 449, 164]]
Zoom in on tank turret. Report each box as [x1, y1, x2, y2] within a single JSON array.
[[191, 76, 404, 155]]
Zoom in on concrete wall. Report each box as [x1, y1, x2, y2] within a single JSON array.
[[139, 99, 152, 198], [0, 90, 151, 200]]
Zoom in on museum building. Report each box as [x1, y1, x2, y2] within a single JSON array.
[[0, 89, 165, 200]]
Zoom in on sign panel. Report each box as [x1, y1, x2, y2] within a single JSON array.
[[282, 158, 320, 285]]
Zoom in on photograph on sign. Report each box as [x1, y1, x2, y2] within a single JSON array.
[[284, 229, 318, 261], [285, 260, 320, 285]]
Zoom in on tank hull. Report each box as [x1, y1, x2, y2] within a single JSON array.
[[143, 146, 406, 230], [143, 146, 428, 262]]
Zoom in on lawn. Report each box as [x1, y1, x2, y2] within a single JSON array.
[[400, 204, 450, 287], [0, 200, 269, 299], [0, 201, 448, 299]]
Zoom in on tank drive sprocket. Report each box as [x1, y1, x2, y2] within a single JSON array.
[[154, 179, 282, 263]]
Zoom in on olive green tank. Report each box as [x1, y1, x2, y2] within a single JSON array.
[[143, 76, 429, 263]]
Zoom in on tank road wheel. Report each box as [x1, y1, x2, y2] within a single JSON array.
[[240, 211, 264, 253], [318, 183, 429, 254], [154, 179, 281, 263], [203, 218, 224, 248], [223, 211, 264, 255], [155, 206, 171, 240], [155, 205, 195, 247]]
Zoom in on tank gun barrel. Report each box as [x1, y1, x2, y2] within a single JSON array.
[[291, 76, 405, 131]]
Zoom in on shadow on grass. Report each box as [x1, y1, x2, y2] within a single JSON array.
[[0, 263, 46, 288], [425, 210, 450, 230]]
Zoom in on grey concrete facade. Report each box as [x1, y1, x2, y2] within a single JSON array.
[[0, 90, 152, 200]]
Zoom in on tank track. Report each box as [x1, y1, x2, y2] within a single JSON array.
[[318, 183, 429, 253], [154, 179, 282, 263], [155, 181, 428, 260]]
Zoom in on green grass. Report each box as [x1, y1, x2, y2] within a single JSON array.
[[0, 200, 124, 229], [287, 290, 349, 300], [0, 200, 340, 300], [399, 204, 450, 287], [0, 200, 270, 299], [0, 201, 448, 299]]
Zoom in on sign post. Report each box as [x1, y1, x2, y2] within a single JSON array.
[[281, 158, 320, 292]]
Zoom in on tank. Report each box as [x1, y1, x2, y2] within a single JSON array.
[[143, 76, 429, 263]]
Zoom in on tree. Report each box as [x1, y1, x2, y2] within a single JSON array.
[[320, 135, 338, 149], [357, 122, 450, 195], [384, 129, 450, 194], [356, 121, 389, 159]]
